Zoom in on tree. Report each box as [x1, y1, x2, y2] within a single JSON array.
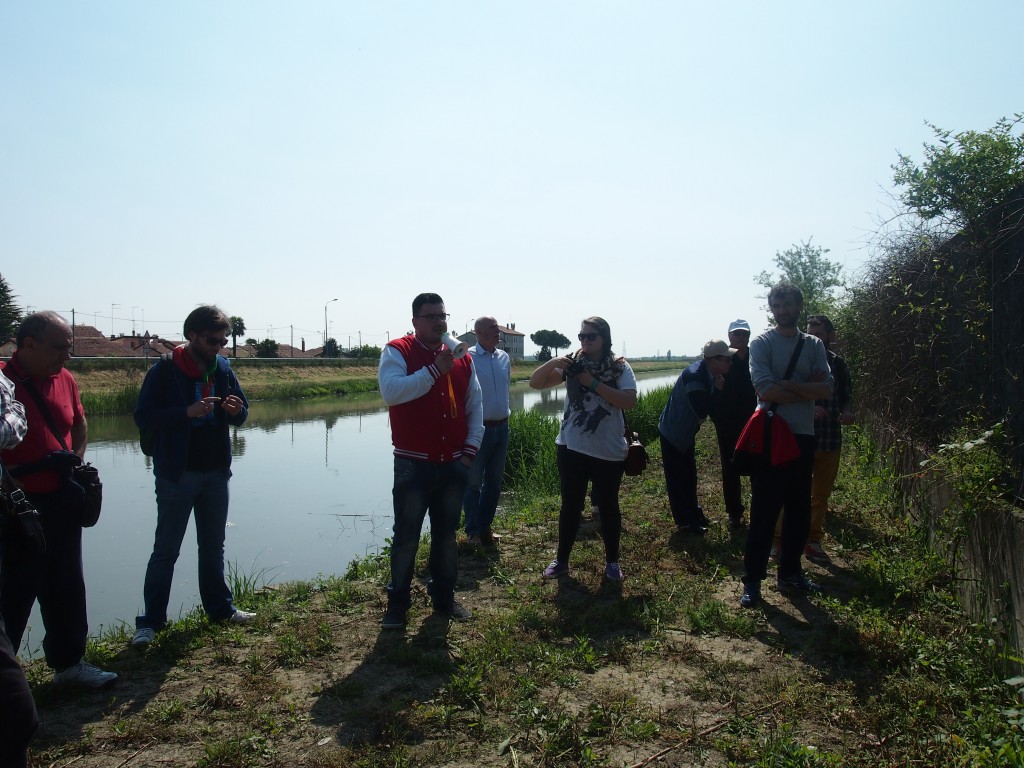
[[756, 239, 844, 325], [229, 316, 246, 358], [892, 114, 1024, 236], [343, 343, 382, 360], [323, 338, 340, 358], [254, 339, 279, 358], [530, 329, 572, 360], [0, 273, 21, 340]]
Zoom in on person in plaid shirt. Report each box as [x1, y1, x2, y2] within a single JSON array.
[[803, 315, 853, 561]]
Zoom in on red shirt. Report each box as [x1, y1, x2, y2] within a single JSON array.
[[0, 354, 85, 493]]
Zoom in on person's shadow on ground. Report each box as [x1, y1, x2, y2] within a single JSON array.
[[310, 612, 456, 748]]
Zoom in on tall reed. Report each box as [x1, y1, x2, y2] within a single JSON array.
[[504, 410, 560, 508], [502, 384, 673, 511]]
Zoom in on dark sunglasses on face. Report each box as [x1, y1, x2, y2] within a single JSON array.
[[203, 336, 229, 347], [578, 333, 599, 342]]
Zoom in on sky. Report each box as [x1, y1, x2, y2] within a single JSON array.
[[2, 2, 1021, 358]]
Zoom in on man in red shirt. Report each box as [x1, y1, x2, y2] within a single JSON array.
[[0, 312, 116, 688]]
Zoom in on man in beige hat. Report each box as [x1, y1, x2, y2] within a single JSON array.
[[657, 339, 735, 535]]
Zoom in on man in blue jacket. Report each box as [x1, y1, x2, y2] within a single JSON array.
[[658, 340, 735, 535], [131, 306, 253, 646]]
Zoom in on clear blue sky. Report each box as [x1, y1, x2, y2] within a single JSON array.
[[2, 2, 1020, 357]]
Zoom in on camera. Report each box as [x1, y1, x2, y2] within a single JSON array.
[[562, 358, 586, 380]]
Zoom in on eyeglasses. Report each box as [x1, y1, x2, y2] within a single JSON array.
[[416, 313, 450, 322], [578, 333, 600, 342], [203, 336, 229, 347]]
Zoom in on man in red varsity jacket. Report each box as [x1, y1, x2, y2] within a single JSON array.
[[377, 293, 483, 629]]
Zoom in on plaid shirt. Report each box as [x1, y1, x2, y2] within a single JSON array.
[[815, 351, 852, 452], [0, 370, 28, 453]]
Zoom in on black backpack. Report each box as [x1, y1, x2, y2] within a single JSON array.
[[139, 353, 174, 457]]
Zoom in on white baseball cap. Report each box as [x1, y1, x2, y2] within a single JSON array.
[[727, 319, 751, 333]]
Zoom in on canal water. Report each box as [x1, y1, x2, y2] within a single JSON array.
[[18, 371, 680, 655]]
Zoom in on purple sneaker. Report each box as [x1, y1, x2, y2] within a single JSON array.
[[542, 560, 569, 579], [604, 562, 624, 582]]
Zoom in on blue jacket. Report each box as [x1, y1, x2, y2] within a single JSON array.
[[658, 359, 718, 453], [134, 354, 248, 481]]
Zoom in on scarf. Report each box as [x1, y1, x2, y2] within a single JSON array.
[[570, 349, 625, 387], [172, 345, 218, 399]]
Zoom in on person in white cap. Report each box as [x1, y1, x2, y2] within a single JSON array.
[[709, 319, 758, 527], [657, 340, 735, 535]]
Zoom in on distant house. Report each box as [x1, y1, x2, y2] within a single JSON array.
[[458, 323, 526, 360]]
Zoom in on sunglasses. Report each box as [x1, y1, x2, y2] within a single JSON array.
[[578, 333, 600, 342], [203, 336, 229, 347]]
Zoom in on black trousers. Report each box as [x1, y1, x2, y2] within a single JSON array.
[[556, 445, 625, 564], [714, 420, 747, 518], [659, 435, 701, 527], [0, 551, 39, 768], [743, 434, 816, 583], [1, 487, 88, 671]]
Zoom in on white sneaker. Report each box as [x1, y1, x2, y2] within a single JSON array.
[[53, 661, 118, 688], [131, 627, 156, 647], [229, 609, 256, 624]]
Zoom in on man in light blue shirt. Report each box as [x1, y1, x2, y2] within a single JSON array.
[[463, 316, 512, 546]]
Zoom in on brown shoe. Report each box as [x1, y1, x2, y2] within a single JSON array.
[[481, 529, 502, 546]]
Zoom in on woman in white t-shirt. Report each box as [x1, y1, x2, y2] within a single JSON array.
[[529, 316, 637, 582]]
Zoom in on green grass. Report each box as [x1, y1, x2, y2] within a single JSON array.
[[22, 412, 1024, 767]]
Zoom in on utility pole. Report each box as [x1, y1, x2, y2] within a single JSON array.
[[324, 298, 338, 357]]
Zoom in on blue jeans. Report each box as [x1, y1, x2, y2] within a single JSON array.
[[137, 470, 237, 630], [463, 421, 509, 537], [388, 458, 468, 608]]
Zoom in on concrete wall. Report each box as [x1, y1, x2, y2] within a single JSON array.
[[892, 435, 1024, 672]]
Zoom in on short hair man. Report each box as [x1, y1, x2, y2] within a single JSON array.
[[131, 305, 253, 647], [709, 319, 758, 527], [740, 284, 833, 608], [378, 293, 483, 628], [0, 369, 38, 766], [803, 314, 854, 561], [658, 339, 735, 535], [0, 312, 117, 687], [463, 316, 511, 547]]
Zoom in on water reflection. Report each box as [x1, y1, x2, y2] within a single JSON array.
[[20, 371, 679, 652]]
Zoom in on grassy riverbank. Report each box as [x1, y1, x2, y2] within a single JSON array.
[[68, 358, 684, 413], [23, 392, 1024, 767]]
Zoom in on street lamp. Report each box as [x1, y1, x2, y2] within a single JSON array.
[[324, 298, 338, 357]]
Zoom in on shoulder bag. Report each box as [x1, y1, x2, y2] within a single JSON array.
[[732, 334, 805, 476], [1, 466, 46, 554], [623, 417, 649, 477]]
